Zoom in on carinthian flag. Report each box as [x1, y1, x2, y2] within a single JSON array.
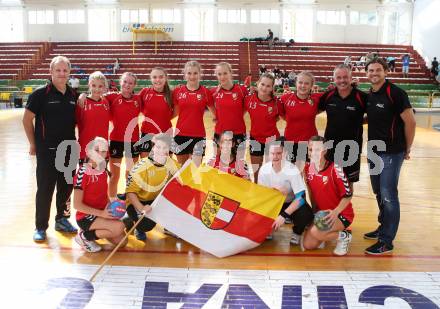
[[147, 161, 285, 258]]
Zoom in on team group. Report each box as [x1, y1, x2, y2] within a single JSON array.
[[22, 55, 416, 256]]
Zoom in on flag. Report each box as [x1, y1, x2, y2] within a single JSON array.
[[147, 161, 285, 258]]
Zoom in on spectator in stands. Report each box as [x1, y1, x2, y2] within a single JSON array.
[[431, 57, 438, 78], [273, 66, 281, 76], [112, 58, 120, 75], [23, 55, 78, 242], [402, 53, 410, 78], [288, 70, 297, 86], [266, 29, 274, 49], [387, 56, 396, 72], [69, 77, 80, 92], [274, 76, 283, 91], [287, 39, 295, 47], [343, 56, 352, 70], [364, 57, 416, 255], [259, 64, 267, 76]]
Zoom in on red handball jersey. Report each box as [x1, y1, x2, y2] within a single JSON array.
[[105, 92, 141, 142], [138, 87, 173, 134], [173, 85, 214, 137], [280, 92, 322, 143], [208, 156, 249, 179], [211, 84, 248, 135], [76, 97, 110, 160], [305, 161, 354, 222], [73, 164, 109, 221], [245, 93, 280, 144]]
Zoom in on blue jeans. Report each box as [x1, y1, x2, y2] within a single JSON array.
[[368, 152, 405, 246]]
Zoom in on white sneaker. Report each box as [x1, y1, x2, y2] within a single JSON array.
[[266, 233, 273, 240], [333, 232, 352, 256], [75, 231, 101, 253], [290, 232, 301, 245], [318, 241, 326, 249]]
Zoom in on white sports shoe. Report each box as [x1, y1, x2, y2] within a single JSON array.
[[75, 231, 102, 253], [333, 232, 352, 256], [290, 232, 301, 245], [266, 233, 273, 240]]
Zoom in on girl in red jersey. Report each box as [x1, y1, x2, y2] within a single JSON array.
[[211, 62, 248, 155], [280, 71, 323, 170], [73, 137, 126, 253], [208, 130, 249, 179], [172, 61, 215, 165], [245, 72, 281, 182], [303, 135, 354, 256], [78, 72, 142, 199], [76, 71, 110, 163], [138, 67, 174, 158], [105, 72, 142, 199]]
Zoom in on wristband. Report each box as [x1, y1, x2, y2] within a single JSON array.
[[280, 211, 290, 219]]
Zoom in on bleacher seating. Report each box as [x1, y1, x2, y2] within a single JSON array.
[[256, 42, 432, 84], [0, 42, 47, 80], [29, 41, 241, 80], [0, 41, 435, 88]]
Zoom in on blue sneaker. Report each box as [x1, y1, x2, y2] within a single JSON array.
[[33, 230, 46, 242], [55, 218, 78, 233], [135, 229, 147, 241]]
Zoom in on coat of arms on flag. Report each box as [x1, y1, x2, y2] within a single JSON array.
[[147, 161, 286, 257], [201, 191, 239, 230]]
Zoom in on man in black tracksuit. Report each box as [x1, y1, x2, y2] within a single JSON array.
[[23, 56, 78, 242], [319, 64, 367, 190]]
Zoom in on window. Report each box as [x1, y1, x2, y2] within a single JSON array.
[[28, 10, 54, 25], [120, 9, 148, 24], [58, 10, 85, 24], [350, 11, 377, 25], [250, 9, 279, 24], [218, 9, 246, 24], [317, 10, 346, 25], [0, 9, 24, 42], [152, 9, 181, 23]]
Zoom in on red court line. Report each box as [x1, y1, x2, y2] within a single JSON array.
[[2, 244, 440, 259]]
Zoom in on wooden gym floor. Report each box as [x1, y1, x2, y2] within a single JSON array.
[[0, 108, 439, 273]]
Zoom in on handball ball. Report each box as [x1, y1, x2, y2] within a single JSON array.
[[313, 210, 331, 231], [108, 200, 126, 219]]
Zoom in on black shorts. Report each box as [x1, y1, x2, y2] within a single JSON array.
[[326, 141, 361, 183], [138, 133, 154, 153], [248, 137, 268, 157], [172, 135, 206, 156], [284, 141, 309, 163], [109, 140, 140, 158], [338, 214, 351, 228], [76, 215, 97, 231]]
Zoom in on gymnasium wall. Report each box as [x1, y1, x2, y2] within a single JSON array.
[[4, 1, 415, 45], [412, 0, 440, 64]]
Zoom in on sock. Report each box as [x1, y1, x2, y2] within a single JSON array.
[[83, 230, 98, 241]]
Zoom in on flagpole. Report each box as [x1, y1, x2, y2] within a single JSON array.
[[89, 214, 146, 282]]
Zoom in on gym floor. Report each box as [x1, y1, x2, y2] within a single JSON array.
[[1, 109, 439, 308]]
